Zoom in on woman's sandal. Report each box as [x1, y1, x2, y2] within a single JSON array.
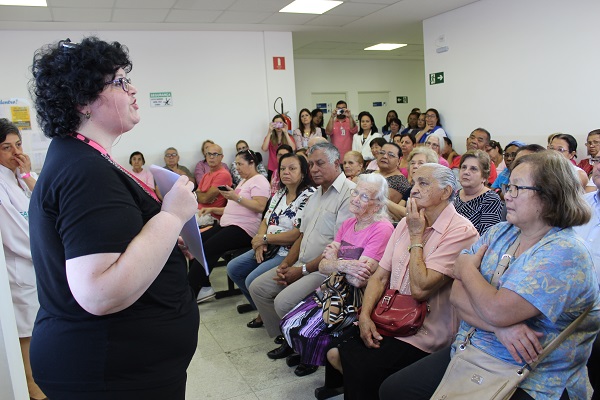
[[247, 318, 264, 328]]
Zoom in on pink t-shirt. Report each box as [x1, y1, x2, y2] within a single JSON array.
[[220, 174, 270, 237], [198, 167, 232, 219], [334, 218, 394, 261], [129, 168, 155, 189], [438, 156, 450, 168], [330, 118, 358, 159], [378, 203, 479, 353]]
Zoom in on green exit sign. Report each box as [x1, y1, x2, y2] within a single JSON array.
[[429, 72, 444, 85], [396, 96, 408, 104]]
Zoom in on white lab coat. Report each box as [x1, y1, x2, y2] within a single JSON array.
[[0, 164, 38, 337], [352, 131, 383, 161]]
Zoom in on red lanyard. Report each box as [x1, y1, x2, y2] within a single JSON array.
[[71, 132, 160, 203]]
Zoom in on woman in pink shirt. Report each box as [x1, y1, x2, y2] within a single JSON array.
[[262, 115, 296, 180], [188, 150, 271, 303], [128, 151, 155, 190], [327, 163, 479, 400]]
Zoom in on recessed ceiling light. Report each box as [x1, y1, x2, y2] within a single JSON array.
[[0, 0, 46, 5], [364, 43, 407, 51], [280, 0, 342, 15]]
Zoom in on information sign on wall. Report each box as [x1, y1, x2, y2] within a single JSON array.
[[429, 72, 445, 85], [150, 92, 173, 107]]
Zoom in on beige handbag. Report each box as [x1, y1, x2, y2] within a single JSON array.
[[431, 237, 592, 400]]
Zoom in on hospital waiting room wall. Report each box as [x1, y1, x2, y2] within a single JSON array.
[[0, 30, 296, 170], [423, 0, 600, 157]]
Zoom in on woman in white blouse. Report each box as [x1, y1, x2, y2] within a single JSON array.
[[352, 111, 382, 164], [0, 118, 46, 399]]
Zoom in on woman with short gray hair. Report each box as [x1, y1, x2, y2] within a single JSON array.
[[280, 173, 394, 377]]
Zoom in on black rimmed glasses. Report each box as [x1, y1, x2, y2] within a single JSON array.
[[105, 77, 131, 92], [206, 152, 223, 158], [501, 183, 542, 198], [350, 189, 375, 203]]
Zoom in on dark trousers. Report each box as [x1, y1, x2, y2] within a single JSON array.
[[590, 333, 600, 400], [187, 224, 251, 295], [337, 328, 428, 400], [379, 346, 570, 400]]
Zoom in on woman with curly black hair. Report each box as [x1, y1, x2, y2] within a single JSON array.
[[28, 37, 199, 399]]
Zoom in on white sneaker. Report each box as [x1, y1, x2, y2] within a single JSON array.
[[196, 286, 216, 304]]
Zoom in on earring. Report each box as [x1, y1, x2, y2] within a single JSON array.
[[84, 111, 91, 119]]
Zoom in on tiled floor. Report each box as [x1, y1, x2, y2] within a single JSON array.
[[186, 266, 343, 400]]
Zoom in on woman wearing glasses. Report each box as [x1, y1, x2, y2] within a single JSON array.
[[29, 37, 199, 399], [424, 132, 450, 167], [380, 152, 599, 400], [415, 108, 446, 144], [189, 149, 270, 302], [328, 164, 479, 400], [280, 174, 394, 377], [548, 133, 593, 191]]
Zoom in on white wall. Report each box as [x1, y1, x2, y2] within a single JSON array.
[[294, 58, 426, 126], [423, 0, 600, 156], [0, 30, 296, 169]]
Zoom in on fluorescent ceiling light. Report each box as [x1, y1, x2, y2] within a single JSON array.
[[365, 43, 407, 51], [280, 0, 342, 15], [0, 0, 46, 5]]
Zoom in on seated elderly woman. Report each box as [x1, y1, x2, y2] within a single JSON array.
[[342, 151, 364, 182], [424, 131, 450, 167], [386, 146, 438, 221], [364, 142, 411, 205], [230, 140, 268, 187], [380, 151, 600, 400], [227, 153, 315, 327], [280, 174, 394, 377], [454, 150, 503, 235], [327, 163, 479, 400], [188, 150, 270, 302]]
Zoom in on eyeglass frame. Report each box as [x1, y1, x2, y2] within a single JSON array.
[[547, 145, 570, 153], [164, 153, 178, 158], [586, 140, 600, 147], [501, 183, 542, 198], [378, 150, 399, 159], [350, 188, 376, 203], [105, 77, 131, 92], [590, 157, 600, 165], [206, 152, 223, 158]]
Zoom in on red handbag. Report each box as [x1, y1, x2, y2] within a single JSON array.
[[368, 288, 428, 337]]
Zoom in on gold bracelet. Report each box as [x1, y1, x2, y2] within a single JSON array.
[[408, 243, 424, 252]]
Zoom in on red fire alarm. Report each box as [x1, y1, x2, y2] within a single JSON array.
[[273, 56, 286, 70]]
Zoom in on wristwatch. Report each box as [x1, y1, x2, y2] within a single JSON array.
[[262, 234, 268, 243], [301, 263, 309, 276]]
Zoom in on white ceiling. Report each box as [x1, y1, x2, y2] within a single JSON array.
[[0, 0, 480, 60]]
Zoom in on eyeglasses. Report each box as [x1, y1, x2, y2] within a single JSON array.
[[206, 152, 223, 158], [350, 189, 375, 203], [590, 157, 600, 165], [547, 145, 569, 153], [378, 150, 399, 158], [105, 77, 131, 92], [501, 183, 542, 198], [586, 140, 600, 147], [504, 152, 518, 159], [425, 142, 440, 149], [164, 153, 178, 158], [60, 38, 79, 49]]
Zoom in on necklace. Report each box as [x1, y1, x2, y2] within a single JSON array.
[[71, 132, 160, 203]]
